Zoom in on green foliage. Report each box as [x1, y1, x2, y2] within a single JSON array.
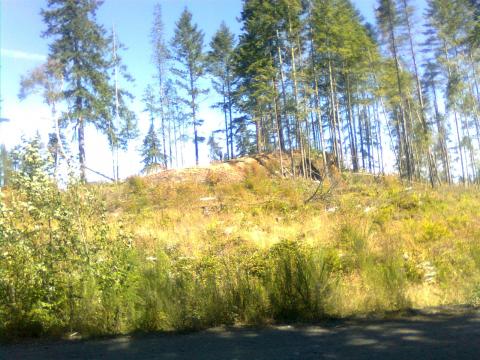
[[41, 0, 137, 180], [141, 122, 164, 172], [264, 240, 334, 320], [364, 255, 411, 310], [171, 8, 207, 166], [207, 22, 236, 159], [0, 140, 136, 338], [134, 239, 335, 330], [207, 132, 223, 162], [3, 155, 480, 339]]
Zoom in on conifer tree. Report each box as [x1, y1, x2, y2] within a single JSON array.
[[141, 124, 163, 173], [233, 115, 256, 156], [376, 0, 419, 180], [207, 131, 224, 162], [425, 0, 479, 182], [207, 22, 236, 160], [235, 0, 278, 154], [469, 0, 480, 46], [141, 85, 164, 172], [41, 0, 136, 181], [171, 8, 207, 166], [151, 3, 170, 168]]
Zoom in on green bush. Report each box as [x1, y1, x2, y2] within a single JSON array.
[[0, 140, 137, 338]]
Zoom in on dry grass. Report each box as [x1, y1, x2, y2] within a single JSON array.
[[98, 163, 480, 318], [3, 156, 480, 339]]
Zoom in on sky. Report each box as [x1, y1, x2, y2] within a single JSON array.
[[0, 0, 411, 181]]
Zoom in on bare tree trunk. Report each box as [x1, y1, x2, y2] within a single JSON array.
[[189, 71, 200, 166], [222, 88, 230, 160], [273, 86, 285, 176], [328, 59, 341, 170], [386, 5, 412, 181], [346, 72, 359, 171], [78, 118, 86, 182], [443, 43, 466, 183], [401, 0, 435, 186], [227, 75, 234, 158], [430, 80, 451, 183]]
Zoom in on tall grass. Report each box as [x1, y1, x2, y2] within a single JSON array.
[[2, 144, 480, 339]]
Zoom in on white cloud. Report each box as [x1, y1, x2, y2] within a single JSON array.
[[1, 48, 46, 62]]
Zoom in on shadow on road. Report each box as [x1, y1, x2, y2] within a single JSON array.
[[2, 307, 480, 359]]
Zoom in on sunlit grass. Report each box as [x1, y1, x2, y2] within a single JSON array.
[[2, 166, 480, 339]]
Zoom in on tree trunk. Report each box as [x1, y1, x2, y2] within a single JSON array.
[[78, 117, 86, 182], [346, 72, 359, 172]]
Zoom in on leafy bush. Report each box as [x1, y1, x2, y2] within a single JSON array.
[[0, 140, 137, 338]]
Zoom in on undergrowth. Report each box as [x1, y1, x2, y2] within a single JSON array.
[[1, 142, 480, 340]]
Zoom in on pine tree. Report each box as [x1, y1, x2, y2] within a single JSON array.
[[141, 85, 164, 172], [207, 22, 236, 160], [207, 131, 224, 162], [469, 0, 480, 46], [171, 8, 208, 166], [41, 0, 136, 181], [425, 0, 479, 183], [141, 124, 163, 173], [235, 0, 278, 154], [233, 115, 256, 157], [151, 3, 170, 168]]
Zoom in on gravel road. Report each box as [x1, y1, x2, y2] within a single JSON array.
[[2, 307, 479, 359]]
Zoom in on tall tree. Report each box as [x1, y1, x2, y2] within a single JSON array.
[[151, 3, 170, 168], [207, 22, 236, 160], [376, 0, 417, 180], [41, 0, 136, 181], [171, 8, 207, 166], [469, 0, 480, 46], [425, 0, 479, 183]]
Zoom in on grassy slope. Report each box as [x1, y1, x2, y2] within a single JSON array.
[[4, 158, 479, 339], [101, 163, 480, 323]]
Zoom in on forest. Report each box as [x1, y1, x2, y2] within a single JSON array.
[[1, 0, 480, 185], [1, 0, 480, 342]]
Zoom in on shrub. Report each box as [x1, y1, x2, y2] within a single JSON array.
[[0, 140, 137, 338]]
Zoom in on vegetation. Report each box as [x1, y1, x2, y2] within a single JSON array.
[[171, 8, 208, 166], [1, 139, 480, 340], [1, 0, 480, 343], [8, 0, 478, 183], [40, 0, 137, 181]]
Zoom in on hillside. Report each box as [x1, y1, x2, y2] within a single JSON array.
[[1, 154, 480, 340], [105, 157, 480, 315]]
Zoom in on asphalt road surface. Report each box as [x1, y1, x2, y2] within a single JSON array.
[[2, 307, 480, 359]]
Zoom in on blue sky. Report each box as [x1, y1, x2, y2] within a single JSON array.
[[0, 0, 415, 180]]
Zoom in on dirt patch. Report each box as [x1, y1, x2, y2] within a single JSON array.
[[143, 152, 331, 185], [145, 155, 272, 185]]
